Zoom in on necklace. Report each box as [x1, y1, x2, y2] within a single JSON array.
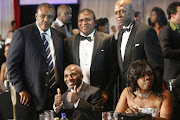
[[138, 89, 152, 99]]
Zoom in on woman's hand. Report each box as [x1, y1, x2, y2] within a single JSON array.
[[125, 106, 141, 113]]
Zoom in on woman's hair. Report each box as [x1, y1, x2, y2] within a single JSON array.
[[126, 59, 164, 98], [150, 7, 167, 28]]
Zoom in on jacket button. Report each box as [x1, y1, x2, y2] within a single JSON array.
[[45, 84, 48, 86], [46, 72, 49, 75]]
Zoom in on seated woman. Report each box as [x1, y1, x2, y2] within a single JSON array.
[[115, 60, 172, 120]]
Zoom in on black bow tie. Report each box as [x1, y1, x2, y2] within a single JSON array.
[[80, 36, 92, 42], [122, 28, 131, 32]]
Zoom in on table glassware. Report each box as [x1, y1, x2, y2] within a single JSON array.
[[44, 110, 54, 120]]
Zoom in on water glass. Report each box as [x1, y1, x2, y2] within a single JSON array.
[[39, 113, 48, 120], [44, 110, 54, 120]]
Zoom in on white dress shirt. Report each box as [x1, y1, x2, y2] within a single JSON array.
[[36, 21, 55, 67], [79, 30, 95, 84], [121, 23, 134, 61]]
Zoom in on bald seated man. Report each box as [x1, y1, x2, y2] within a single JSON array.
[[54, 64, 103, 120], [52, 5, 73, 37]]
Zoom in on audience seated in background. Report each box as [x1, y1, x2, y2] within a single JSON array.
[[149, 7, 167, 36], [5, 31, 13, 45], [96, 18, 109, 34], [115, 60, 173, 120], [1, 44, 10, 83], [54, 64, 103, 120], [9, 20, 16, 32]]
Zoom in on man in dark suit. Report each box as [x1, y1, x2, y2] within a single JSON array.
[[159, 2, 180, 119], [54, 64, 102, 120], [52, 5, 73, 37], [64, 9, 118, 111], [65, 9, 117, 110], [6, 3, 65, 120], [114, 0, 164, 98]]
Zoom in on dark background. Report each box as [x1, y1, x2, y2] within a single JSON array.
[[20, 4, 80, 29]]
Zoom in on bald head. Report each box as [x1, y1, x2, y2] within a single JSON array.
[[64, 64, 83, 89], [65, 64, 82, 76], [57, 5, 72, 24], [114, 0, 134, 26]]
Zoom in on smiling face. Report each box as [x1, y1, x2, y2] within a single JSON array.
[[35, 6, 55, 31], [137, 65, 154, 92], [78, 11, 95, 36], [114, 0, 134, 26], [64, 65, 83, 89]]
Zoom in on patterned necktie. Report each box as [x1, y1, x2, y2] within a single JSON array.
[[42, 33, 55, 88]]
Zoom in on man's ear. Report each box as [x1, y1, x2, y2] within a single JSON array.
[[35, 13, 37, 19]]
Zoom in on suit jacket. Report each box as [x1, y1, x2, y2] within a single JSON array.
[[6, 23, 66, 110], [117, 21, 164, 90], [52, 19, 73, 38], [64, 31, 118, 93], [60, 82, 103, 120], [159, 23, 180, 82]]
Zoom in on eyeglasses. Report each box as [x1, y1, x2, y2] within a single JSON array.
[[78, 18, 93, 23]]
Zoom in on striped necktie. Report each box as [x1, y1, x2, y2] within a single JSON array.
[[42, 33, 55, 88]]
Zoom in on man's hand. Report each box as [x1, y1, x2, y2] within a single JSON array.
[[19, 91, 31, 106], [67, 85, 80, 103], [102, 91, 108, 104], [55, 88, 62, 106]]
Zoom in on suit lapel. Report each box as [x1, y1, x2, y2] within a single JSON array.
[[78, 83, 87, 99], [91, 31, 103, 65], [73, 34, 81, 65], [117, 31, 124, 72], [123, 22, 139, 72], [31, 23, 47, 61]]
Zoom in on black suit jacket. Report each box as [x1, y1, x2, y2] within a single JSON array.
[[6, 23, 66, 110], [64, 31, 118, 93], [59, 82, 102, 120], [159, 23, 180, 82], [117, 21, 164, 90]]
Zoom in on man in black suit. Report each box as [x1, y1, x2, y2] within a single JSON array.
[[114, 0, 164, 98], [64, 9, 118, 111], [159, 2, 180, 119], [54, 64, 102, 120], [6, 3, 65, 120], [52, 5, 73, 37]]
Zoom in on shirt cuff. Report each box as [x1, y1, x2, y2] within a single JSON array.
[[74, 98, 80, 108], [53, 101, 63, 113]]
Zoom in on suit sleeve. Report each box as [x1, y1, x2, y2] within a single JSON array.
[[77, 89, 103, 120], [6, 29, 26, 93], [105, 36, 119, 93], [159, 27, 180, 60], [144, 28, 164, 77]]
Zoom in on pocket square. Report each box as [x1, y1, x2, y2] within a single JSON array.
[[101, 49, 104, 52], [135, 43, 140, 47]]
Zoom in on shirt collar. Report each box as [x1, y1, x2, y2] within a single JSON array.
[[123, 22, 134, 30], [70, 81, 84, 92], [169, 20, 180, 31], [80, 30, 96, 41], [55, 18, 64, 27], [36, 21, 51, 37]]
